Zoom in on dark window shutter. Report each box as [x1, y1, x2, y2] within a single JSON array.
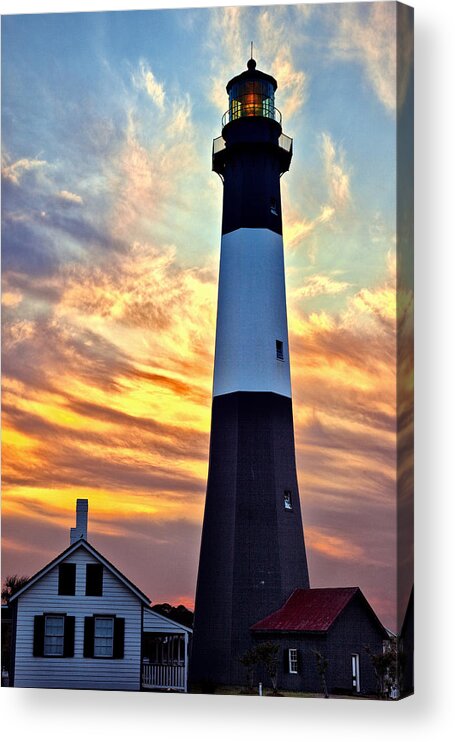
[[86, 564, 103, 596], [33, 615, 45, 657], [283, 648, 289, 673], [83, 616, 95, 658], [113, 617, 125, 659], [63, 616, 75, 657], [58, 563, 76, 595], [296, 649, 302, 674]]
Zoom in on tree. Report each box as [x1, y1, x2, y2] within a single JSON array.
[[254, 641, 280, 694], [152, 602, 193, 629], [312, 649, 329, 698], [365, 639, 402, 698], [239, 647, 258, 692], [1, 574, 29, 604]]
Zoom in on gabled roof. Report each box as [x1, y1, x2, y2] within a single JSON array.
[[9, 539, 151, 606], [251, 587, 386, 635]]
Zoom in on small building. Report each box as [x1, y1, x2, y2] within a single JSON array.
[[251, 587, 389, 696], [8, 500, 191, 692]]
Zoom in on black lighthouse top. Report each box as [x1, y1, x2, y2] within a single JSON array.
[[212, 58, 293, 180], [222, 58, 281, 127]]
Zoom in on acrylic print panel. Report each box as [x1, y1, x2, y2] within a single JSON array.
[[1, 2, 414, 700]]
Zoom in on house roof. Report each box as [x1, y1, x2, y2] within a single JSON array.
[[143, 606, 193, 634], [251, 587, 383, 633], [8, 539, 151, 606]]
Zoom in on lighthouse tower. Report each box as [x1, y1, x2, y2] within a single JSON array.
[[190, 58, 309, 689]]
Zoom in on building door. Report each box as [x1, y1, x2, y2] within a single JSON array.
[[351, 653, 360, 693]]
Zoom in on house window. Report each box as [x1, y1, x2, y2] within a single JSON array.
[[86, 563, 103, 596], [33, 614, 75, 658], [289, 648, 298, 674], [84, 615, 125, 659], [94, 617, 114, 658], [44, 615, 65, 656], [58, 563, 76, 595], [284, 490, 293, 511], [351, 653, 360, 693], [276, 340, 284, 361]]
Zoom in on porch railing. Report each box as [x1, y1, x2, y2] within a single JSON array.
[[142, 662, 186, 691]]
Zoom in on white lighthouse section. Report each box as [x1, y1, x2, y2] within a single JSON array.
[[213, 227, 292, 399]]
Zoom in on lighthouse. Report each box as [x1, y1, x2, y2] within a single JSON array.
[[190, 58, 310, 689]]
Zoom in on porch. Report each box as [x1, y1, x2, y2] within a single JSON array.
[[141, 630, 189, 692]]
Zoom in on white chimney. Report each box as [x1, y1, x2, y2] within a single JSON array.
[[70, 499, 88, 544]]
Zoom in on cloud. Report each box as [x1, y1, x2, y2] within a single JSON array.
[[1, 236, 216, 528], [57, 189, 83, 205], [328, 2, 411, 113], [292, 273, 352, 300], [306, 527, 365, 562], [111, 104, 199, 241], [283, 133, 350, 253], [285, 204, 335, 250], [271, 49, 306, 120], [258, 9, 307, 121], [167, 95, 193, 138], [133, 61, 165, 109], [55, 240, 217, 341], [1, 156, 47, 185], [321, 132, 351, 208], [1, 289, 23, 307]]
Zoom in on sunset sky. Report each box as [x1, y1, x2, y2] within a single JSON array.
[[2, 2, 413, 631]]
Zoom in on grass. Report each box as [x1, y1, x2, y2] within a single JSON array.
[[212, 686, 381, 700], [214, 686, 325, 698]]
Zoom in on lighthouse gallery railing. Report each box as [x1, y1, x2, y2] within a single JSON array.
[[212, 132, 293, 158], [222, 102, 282, 127]]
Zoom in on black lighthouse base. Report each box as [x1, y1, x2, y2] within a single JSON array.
[[190, 391, 309, 690]]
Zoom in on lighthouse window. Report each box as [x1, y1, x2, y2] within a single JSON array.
[[284, 491, 293, 511], [270, 198, 278, 215], [276, 340, 284, 361]]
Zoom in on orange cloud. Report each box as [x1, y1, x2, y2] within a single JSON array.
[[306, 528, 365, 562]]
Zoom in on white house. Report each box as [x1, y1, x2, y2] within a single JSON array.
[[9, 500, 191, 692]]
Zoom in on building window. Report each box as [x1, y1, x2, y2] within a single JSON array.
[[58, 563, 76, 595], [270, 198, 278, 215], [289, 648, 298, 674], [284, 490, 293, 510], [276, 340, 284, 361], [86, 563, 103, 596], [44, 615, 65, 656], [84, 615, 125, 659], [94, 617, 114, 658], [351, 653, 360, 693], [33, 614, 75, 658]]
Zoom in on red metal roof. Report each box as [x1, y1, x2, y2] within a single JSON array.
[[251, 587, 360, 632]]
